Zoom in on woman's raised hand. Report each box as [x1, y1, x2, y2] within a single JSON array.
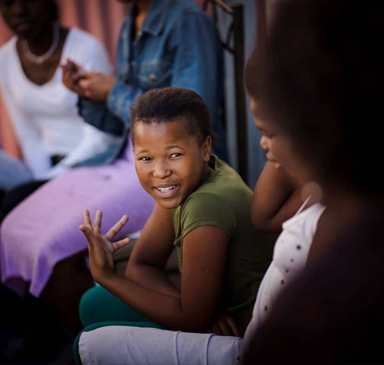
[[61, 58, 86, 95], [62, 59, 116, 101], [79, 209, 130, 281]]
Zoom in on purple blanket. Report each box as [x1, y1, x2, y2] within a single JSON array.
[[0, 138, 154, 296]]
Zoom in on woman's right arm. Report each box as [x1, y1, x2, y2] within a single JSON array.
[[125, 203, 181, 298], [251, 161, 302, 232]]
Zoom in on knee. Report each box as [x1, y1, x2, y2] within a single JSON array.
[[74, 323, 110, 365], [1, 189, 18, 217], [2, 183, 32, 217], [79, 286, 105, 327], [73, 330, 83, 365], [1, 180, 47, 218]]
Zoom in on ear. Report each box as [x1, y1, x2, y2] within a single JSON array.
[[201, 136, 212, 162]]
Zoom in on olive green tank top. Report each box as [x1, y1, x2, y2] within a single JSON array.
[[172, 155, 276, 329]]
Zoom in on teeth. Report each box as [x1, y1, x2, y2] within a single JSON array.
[[157, 186, 176, 192]]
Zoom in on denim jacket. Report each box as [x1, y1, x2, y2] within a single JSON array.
[[77, 0, 226, 167]]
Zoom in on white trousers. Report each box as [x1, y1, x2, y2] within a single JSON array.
[[79, 326, 243, 365]]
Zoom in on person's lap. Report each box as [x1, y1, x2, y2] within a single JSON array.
[[0, 156, 155, 297], [79, 286, 153, 327], [74, 285, 166, 364], [75, 286, 242, 365], [77, 325, 242, 365]]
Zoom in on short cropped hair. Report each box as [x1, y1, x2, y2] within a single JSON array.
[[130, 87, 214, 146], [245, 0, 384, 195]]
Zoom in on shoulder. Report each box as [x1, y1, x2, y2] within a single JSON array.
[[193, 159, 253, 212], [64, 27, 110, 72], [186, 158, 245, 205], [301, 202, 327, 229], [182, 165, 240, 224], [65, 27, 106, 53], [0, 37, 18, 82], [284, 202, 326, 227], [185, 191, 233, 211], [180, 192, 237, 238], [0, 37, 17, 66], [180, 157, 251, 229], [282, 203, 326, 249], [205, 157, 253, 199]]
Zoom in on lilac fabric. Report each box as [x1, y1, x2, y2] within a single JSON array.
[[0, 137, 154, 297]]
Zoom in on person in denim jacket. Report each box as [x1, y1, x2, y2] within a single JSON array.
[[64, 0, 227, 163]]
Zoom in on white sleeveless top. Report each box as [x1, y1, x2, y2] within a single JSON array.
[[241, 200, 326, 354]]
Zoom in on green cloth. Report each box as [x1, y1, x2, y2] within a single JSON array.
[[75, 286, 165, 365], [79, 286, 157, 327], [172, 155, 275, 328]]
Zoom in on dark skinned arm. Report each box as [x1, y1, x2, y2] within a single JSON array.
[[251, 161, 302, 232], [125, 203, 180, 297], [81, 208, 230, 333]]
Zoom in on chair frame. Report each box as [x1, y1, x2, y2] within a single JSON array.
[[203, 0, 248, 182]]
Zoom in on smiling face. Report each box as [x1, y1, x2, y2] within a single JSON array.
[[133, 119, 212, 209], [0, 0, 53, 39]]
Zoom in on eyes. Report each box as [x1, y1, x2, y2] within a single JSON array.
[[138, 153, 182, 162]]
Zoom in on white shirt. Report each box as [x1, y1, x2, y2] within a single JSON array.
[[0, 27, 119, 179]]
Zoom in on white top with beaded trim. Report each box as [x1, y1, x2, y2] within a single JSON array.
[[240, 201, 326, 358]]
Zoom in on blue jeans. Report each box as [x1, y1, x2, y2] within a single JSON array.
[[0, 149, 34, 190]]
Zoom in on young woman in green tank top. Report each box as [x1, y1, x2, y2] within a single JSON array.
[[74, 87, 275, 362]]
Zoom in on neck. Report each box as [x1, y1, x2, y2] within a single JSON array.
[[202, 162, 213, 185], [26, 21, 57, 55]]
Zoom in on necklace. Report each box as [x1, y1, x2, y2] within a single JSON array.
[[20, 22, 60, 64]]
